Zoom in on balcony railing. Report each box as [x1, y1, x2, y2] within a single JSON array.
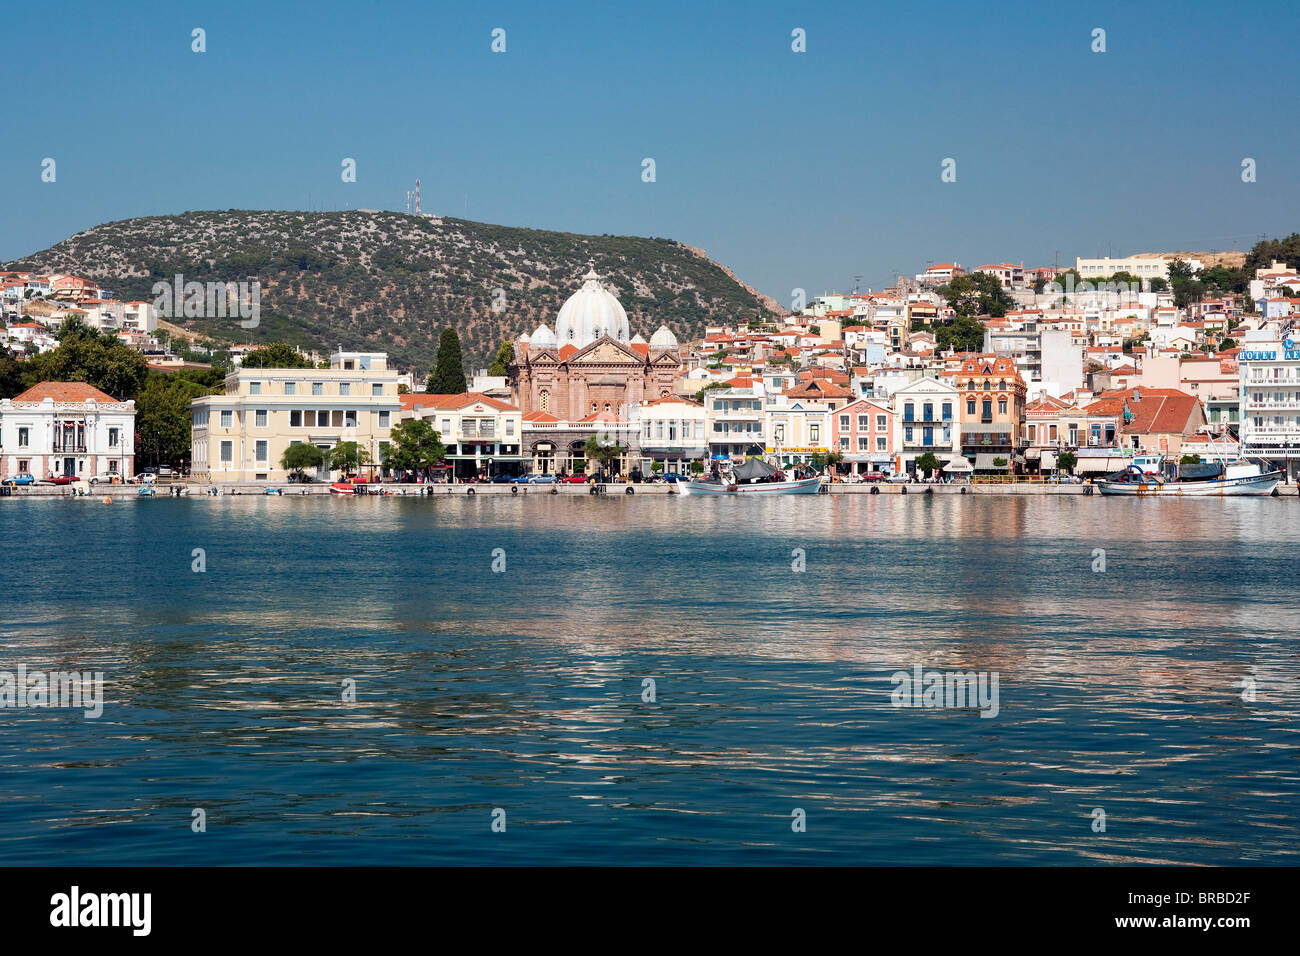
[[52, 444, 88, 453]]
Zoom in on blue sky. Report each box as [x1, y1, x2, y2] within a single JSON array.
[[2, 0, 1297, 302]]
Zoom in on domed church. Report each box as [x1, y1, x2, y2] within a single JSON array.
[[509, 268, 681, 421]]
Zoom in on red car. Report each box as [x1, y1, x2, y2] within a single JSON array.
[[560, 473, 594, 484], [862, 471, 887, 483], [45, 475, 77, 485]]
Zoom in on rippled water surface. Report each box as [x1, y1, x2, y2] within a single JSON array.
[[1, 494, 1298, 864]]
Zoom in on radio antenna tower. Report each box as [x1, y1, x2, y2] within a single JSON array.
[[415, 178, 421, 216], [405, 191, 411, 215]]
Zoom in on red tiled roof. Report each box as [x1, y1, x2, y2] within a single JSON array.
[[13, 381, 119, 403], [400, 391, 518, 412]]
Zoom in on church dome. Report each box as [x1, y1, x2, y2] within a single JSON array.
[[649, 324, 678, 351], [629, 333, 647, 345], [555, 269, 629, 348], [529, 324, 557, 349]]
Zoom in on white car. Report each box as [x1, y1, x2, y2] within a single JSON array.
[[885, 472, 910, 483], [88, 472, 125, 485], [131, 472, 157, 484]]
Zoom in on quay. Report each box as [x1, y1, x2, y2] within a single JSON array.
[[4, 480, 1298, 498]]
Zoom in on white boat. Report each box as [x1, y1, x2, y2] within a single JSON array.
[[683, 458, 823, 496], [683, 475, 823, 496], [1097, 462, 1281, 496]]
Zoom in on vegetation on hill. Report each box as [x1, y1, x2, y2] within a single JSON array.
[[4, 210, 775, 374]]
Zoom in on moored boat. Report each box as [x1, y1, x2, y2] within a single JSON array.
[[329, 481, 359, 495], [682, 457, 824, 496], [1098, 460, 1281, 496]]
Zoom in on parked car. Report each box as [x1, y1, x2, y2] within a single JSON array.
[[662, 473, 690, 483], [885, 472, 910, 483], [43, 474, 77, 485], [130, 472, 157, 484], [2, 473, 36, 486], [88, 473, 124, 485], [860, 471, 886, 483], [157, 467, 176, 478], [526, 473, 558, 484], [560, 473, 592, 484], [490, 473, 517, 484]]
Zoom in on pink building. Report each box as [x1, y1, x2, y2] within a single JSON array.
[[832, 398, 895, 475]]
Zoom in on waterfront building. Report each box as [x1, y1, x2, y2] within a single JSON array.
[[1238, 331, 1300, 481], [508, 269, 682, 420], [890, 376, 961, 475], [399, 392, 524, 480], [631, 396, 707, 475], [706, 381, 766, 461], [1086, 386, 1205, 458], [832, 398, 895, 475], [190, 350, 400, 481], [765, 396, 831, 467], [0, 382, 135, 480], [521, 409, 639, 476], [942, 354, 1027, 474]]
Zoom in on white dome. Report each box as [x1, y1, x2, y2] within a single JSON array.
[[529, 324, 557, 349], [629, 333, 647, 345], [555, 269, 629, 348], [518, 331, 531, 343], [649, 324, 678, 351]]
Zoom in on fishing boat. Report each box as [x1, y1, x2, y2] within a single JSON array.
[[1097, 435, 1282, 497], [329, 481, 359, 496], [683, 458, 824, 496]]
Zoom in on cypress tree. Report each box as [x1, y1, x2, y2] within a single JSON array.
[[426, 327, 467, 394]]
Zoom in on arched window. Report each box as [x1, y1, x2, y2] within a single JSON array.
[[983, 381, 991, 391], [604, 402, 611, 412], [967, 380, 975, 391], [539, 389, 549, 411], [591, 402, 597, 413], [999, 380, 1007, 391]]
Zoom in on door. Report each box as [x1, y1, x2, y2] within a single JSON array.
[[63, 457, 75, 477]]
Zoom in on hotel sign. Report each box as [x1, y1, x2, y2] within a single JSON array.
[[1240, 338, 1298, 362]]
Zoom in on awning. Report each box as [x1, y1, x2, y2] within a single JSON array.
[[1076, 457, 1126, 474], [1024, 448, 1042, 460], [973, 453, 1008, 470], [943, 458, 974, 472], [1040, 451, 1057, 469]]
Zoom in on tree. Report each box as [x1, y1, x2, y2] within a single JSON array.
[[584, 433, 627, 477], [397, 383, 410, 394], [328, 440, 371, 476], [1147, 277, 1168, 293], [1180, 454, 1202, 464], [239, 343, 315, 368], [383, 418, 446, 479], [934, 315, 987, 353], [1220, 338, 1237, 351], [936, 273, 1013, 318], [281, 442, 325, 478], [1055, 451, 1077, 474], [135, 373, 210, 467], [0, 352, 25, 399], [487, 340, 514, 377], [914, 452, 941, 478], [427, 327, 467, 394]]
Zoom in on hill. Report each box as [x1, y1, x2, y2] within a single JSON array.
[[4, 210, 778, 372]]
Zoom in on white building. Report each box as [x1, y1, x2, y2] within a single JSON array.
[[631, 396, 707, 475], [891, 376, 961, 475], [1238, 330, 1300, 481], [1, 382, 136, 480], [706, 382, 766, 460], [1074, 255, 1203, 284]]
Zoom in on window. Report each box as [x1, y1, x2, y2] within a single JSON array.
[[378, 411, 390, 427], [312, 382, 322, 396], [905, 425, 914, 442], [373, 384, 383, 396], [857, 437, 868, 451], [876, 414, 886, 429], [644, 421, 652, 440], [340, 383, 350, 396], [998, 400, 1007, 415], [1049, 424, 1058, 441], [694, 421, 703, 439], [506, 419, 515, 437], [255, 440, 268, 462], [983, 381, 990, 391], [220, 440, 233, 463], [539, 389, 549, 411], [249, 381, 261, 395], [318, 410, 330, 427], [290, 410, 302, 427], [840, 415, 850, 430], [775, 424, 785, 443], [1028, 424, 1037, 442], [285, 382, 296, 396], [18, 459, 29, 473], [441, 419, 451, 436], [810, 425, 820, 444], [982, 400, 992, 420], [999, 380, 1007, 391], [255, 409, 268, 428], [904, 403, 914, 421], [858, 414, 868, 430], [655, 421, 664, 439], [841, 437, 851, 450], [967, 400, 976, 415], [877, 437, 887, 451], [108, 427, 119, 447], [220, 410, 233, 428]]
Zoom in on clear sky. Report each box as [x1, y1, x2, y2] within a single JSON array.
[[2, 0, 1296, 304]]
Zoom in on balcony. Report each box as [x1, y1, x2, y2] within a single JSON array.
[[460, 428, 497, 440], [52, 444, 89, 453]]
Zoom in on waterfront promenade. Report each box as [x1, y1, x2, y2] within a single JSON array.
[[5, 480, 1299, 497]]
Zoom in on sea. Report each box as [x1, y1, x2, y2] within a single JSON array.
[[1, 494, 1297, 865]]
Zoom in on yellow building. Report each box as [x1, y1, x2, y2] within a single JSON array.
[[191, 350, 401, 481]]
